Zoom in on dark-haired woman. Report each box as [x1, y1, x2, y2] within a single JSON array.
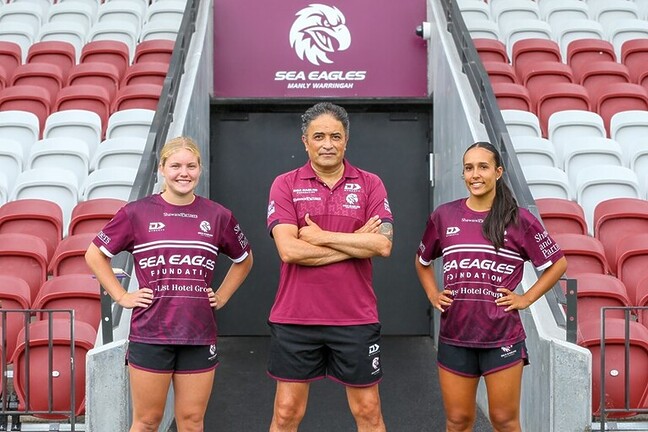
[[414, 142, 567, 432]]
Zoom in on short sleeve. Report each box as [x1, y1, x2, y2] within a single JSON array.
[[92, 205, 135, 258], [219, 213, 251, 263], [365, 174, 393, 224], [417, 212, 442, 266], [267, 174, 298, 235]]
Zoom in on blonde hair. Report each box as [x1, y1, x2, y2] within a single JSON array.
[[159, 136, 202, 192]]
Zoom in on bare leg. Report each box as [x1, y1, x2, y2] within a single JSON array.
[[269, 381, 310, 432], [346, 384, 386, 432], [438, 367, 480, 432], [173, 369, 216, 432], [484, 362, 523, 432], [129, 366, 172, 432]]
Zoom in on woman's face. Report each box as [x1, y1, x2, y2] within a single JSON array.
[[462, 146, 503, 201], [159, 148, 201, 202]]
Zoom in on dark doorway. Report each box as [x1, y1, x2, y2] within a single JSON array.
[[209, 103, 432, 335]]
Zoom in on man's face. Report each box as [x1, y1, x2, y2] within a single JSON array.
[[302, 114, 348, 172]]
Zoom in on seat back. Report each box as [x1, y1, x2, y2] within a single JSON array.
[[91, 137, 146, 171], [112, 84, 162, 112], [510, 136, 556, 168], [522, 165, 571, 200], [0, 110, 40, 159], [33, 274, 101, 329], [574, 273, 631, 325], [81, 167, 137, 201], [27, 138, 90, 189], [567, 38, 617, 81], [106, 108, 155, 139], [548, 110, 606, 164], [48, 233, 96, 277], [0, 275, 33, 362], [26, 41, 76, 81], [501, 109, 541, 137], [79, 40, 130, 78], [553, 233, 610, 277], [0, 85, 52, 135], [616, 234, 648, 304], [0, 233, 48, 302], [43, 110, 102, 158], [68, 198, 126, 236], [536, 83, 591, 136], [536, 198, 588, 236], [562, 137, 623, 192]]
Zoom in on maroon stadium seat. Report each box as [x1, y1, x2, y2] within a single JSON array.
[[594, 198, 648, 275], [79, 40, 130, 79], [573, 273, 631, 326], [579, 61, 631, 103], [26, 41, 76, 81], [552, 233, 610, 277], [66, 62, 121, 100], [33, 274, 101, 330], [121, 61, 169, 87], [535, 83, 591, 136], [483, 61, 517, 84], [0, 85, 52, 135], [0, 41, 22, 80], [473, 38, 508, 63], [621, 38, 648, 83], [491, 82, 533, 112], [0, 275, 32, 362], [567, 39, 617, 82], [518, 61, 574, 104], [47, 233, 96, 277], [511, 38, 562, 78], [616, 234, 648, 305], [133, 39, 174, 65], [69, 198, 126, 236], [0, 233, 48, 302], [595, 83, 648, 136], [112, 83, 162, 112], [54, 84, 112, 134], [536, 197, 588, 236], [10, 63, 65, 102]]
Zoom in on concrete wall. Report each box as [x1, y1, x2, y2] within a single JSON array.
[[426, 1, 592, 431]]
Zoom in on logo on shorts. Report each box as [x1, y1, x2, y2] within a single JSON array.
[[208, 344, 218, 361], [500, 345, 517, 359], [368, 344, 380, 355], [371, 356, 381, 375]]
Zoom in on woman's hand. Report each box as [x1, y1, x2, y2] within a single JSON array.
[[495, 288, 532, 311], [207, 288, 226, 310], [430, 289, 454, 313], [117, 288, 154, 309]]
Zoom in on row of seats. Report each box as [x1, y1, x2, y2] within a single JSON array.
[[0, 0, 184, 62]]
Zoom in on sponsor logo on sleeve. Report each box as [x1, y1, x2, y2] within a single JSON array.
[[97, 231, 110, 245], [267, 200, 275, 219], [384, 198, 391, 214]]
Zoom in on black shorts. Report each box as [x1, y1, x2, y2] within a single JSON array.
[[267, 323, 383, 387], [127, 341, 219, 374], [437, 340, 529, 377]]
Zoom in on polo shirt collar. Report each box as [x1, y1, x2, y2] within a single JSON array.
[[298, 159, 360, 180]]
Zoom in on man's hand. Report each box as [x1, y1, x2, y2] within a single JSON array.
[[355, 215, 381, 233], [298, 213, 324, 245]]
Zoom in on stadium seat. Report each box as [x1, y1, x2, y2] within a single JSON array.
[[56, 0, 98, 16], [0, 233, 48, 302], [66, 62, 121, 100], [97, 1, 144, 32], [91, 137, 146, 171], [68, 198, 126, 236], [121, 61, 169, 87], [133, 38, 175, 64], [81, 167, 137, 201], [464, 17, 501, 41], [36, 22, 86, 63], [105, 108, 155, 139], [518, 61, 574, 104], [0, 275, 32, 361], [573, 273, 632, 325], [562, 137, 623, 192], [483, 61, 517, 84], [112, 84, 162, 112], [538, 0, 589, 29], [636, 0, 648, 20], [10, 168, 79, 235], [500, 19, 553, 61], [139, 20, 181, 42], [636, 277, 648, 326], [10, 62, 65, 102], [511, 38, 562, 78], [0, 2, 44, 36], [616, 234, 648, 305], [552, 233, 610, 276], [578, 318, 648, 418], [0, 22, 35, 62], [610, 109, 648, 165], [501, 109, 541, 137], [87, 21, 139, 63], [43, 109, 102, 158], [621, 38, 648, 83], [0, 198, 63, 262], [45, 1, 95, 34], [0, 139, 23, 191], [0, 110, 39, 159], [33, 274, 101, 330], [27, 138, 90, 188], [0, 175, 8, 207], [547, 110, 606, 164], [13, 319, 97, 419], [80, 40, 130, 78], [521, 165, 571, 200], [0, 85, 52, 135], [457, 0, 491, 22], [536, 197, 588, 236], [578, 61, 631, 102], [491, 82, 532, 112], [567, 39, 617, 81], [536, 83, 591, 136], [595, 83, 648, 135], [144, 0, 186, 26], [552, 19, 605, 62], [607, 19, 648, 62], [53, 85, 112, 135], [589, 0, 640, 34], [594, 198, 648, 276], [26, 41, 76, 81], [575, 166, 641, 234], [48, 233, 96, 277], [510, 136, 557, 168], [0, 41, 22, 79]]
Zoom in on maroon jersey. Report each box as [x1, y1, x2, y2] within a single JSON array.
[[417, 198, 563, 348], [267, 160, 393, 325], [93, 194, 250, 345]]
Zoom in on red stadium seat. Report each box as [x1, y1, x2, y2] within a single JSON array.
[[133, 39, 174, 65], [483, 61, 517, 84], [48, 233, 96, 277], [621, 38, 648, 83], [112, 83, 162, 112], [552, 233, 610, 277], [636, 276, 648, 326], [573, 273, 632, 326], [121, 61, 169, 87], [518, 61, 574, 105], [491, 82, 533, 112], [0, 199, 63, 262], [0, 275, 32, 362], [0, 85, 52, 134], [53, 85, 112, 134], [567, 39, 617, 81], [33, 274, 101, 330], [511, 38, 562, 78], [0, 233, 48, 302], [616, 234, 648, 305], [9, 63, 65, 105], [66, 62, 121, 101], [473, 38, 508, 63], [578, 318, 648, 418], [69, 198, 126, 236], [594, 198, 648, 276], [595, 83, 648, 136], [79, 40, 130, 79], [579, 61, 631, 103], [13, 319, 96, 419], [26, 41, 76, 81], [536, 83, 591, 136], [536, 198, 588, 236], [0, 41, 22, 80]]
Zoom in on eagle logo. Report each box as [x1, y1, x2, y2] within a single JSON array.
[[289, 4, 351, 65]]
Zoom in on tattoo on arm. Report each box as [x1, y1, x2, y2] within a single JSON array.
[[380, 222, 394, 242]]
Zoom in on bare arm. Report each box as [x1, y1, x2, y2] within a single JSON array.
[[208, 251, 254, 309], [414, 256, 453, 312], [298, 214, 393, 259], [84, 243, 153, 309]]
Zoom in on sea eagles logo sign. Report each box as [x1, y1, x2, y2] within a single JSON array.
[[289, 4, 351, 65]]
